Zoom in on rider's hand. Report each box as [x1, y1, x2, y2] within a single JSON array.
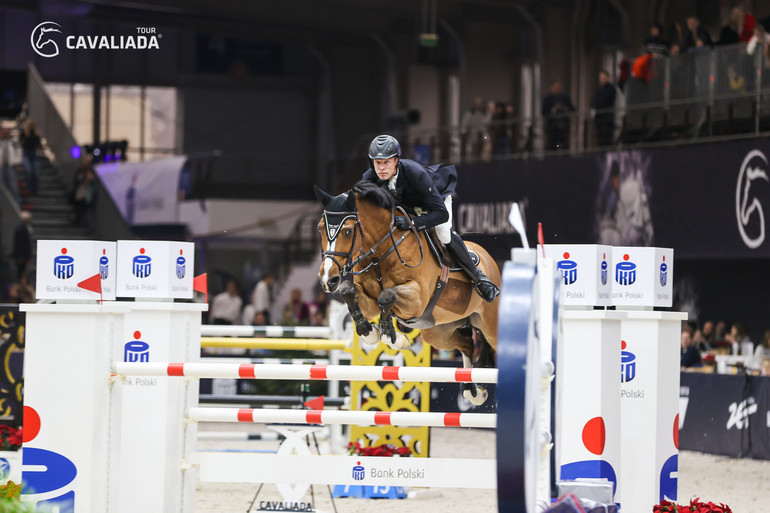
[[394, 216, 412, 231]]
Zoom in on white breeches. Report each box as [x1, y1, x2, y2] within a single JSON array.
[[436, 195, 453, 244]]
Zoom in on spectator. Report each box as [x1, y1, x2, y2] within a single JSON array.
[[252, 311, 267, 326], [702, 320, 716, 346], [718, 7, 742, 45], [730, 321, 752, 355], [0, 127, 22, 206], [461, 97, 490, 160], [11, 211, 32, 281], [250, 271, 275, 324], [714, 320, 728, 342], [71, 158, 97, 227], [746, 23, 770, 67], [282, 288, 310, 326], [210, 280, 243, 325], [19, 118, 41, 196], [308, 290, 329, 325], [644, 23, 670, 56], [489, 102, 511, 157], [617, 59, 631, 92], [541, 79, 575, 151], [692, 329, 709, 352], [751, 329, 770, 370], [8, 272, 34, 304], [678, 16, 713, 52], [504, 102, 517, 151], [761, 358, 770, 377], [727, 64, 747, 93], [681, 330, 702, 368], [738, 2, 756, 43], [590, 70, 617, 147]]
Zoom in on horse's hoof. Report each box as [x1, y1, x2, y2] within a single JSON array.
[[382, 331, 410, 350], [463, 385, 488, 406], [359, 325, 380, 346]]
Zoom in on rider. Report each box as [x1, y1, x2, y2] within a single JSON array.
[[362, 134, 500, 302]]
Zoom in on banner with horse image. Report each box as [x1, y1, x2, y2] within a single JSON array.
[[454, 137, 770, 260]]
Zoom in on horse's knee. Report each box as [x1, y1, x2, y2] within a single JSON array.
[[339, 279, 356, 299], [378, 289, 397, 310]]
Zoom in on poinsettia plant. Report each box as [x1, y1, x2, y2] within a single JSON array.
[[654, 498, 732, 513], [0, 426, 22, 451], [347, 441, 411, 457]]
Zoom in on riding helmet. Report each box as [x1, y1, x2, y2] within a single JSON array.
[[368, 135, 401, 160]]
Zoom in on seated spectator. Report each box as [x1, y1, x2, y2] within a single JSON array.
[[681, 330, 702, 368], [701, 320, 716, 346], [718, 7, 742, 45], [308, 290, 329, 326], [282, 288, 309, 326], [692, 329, 709, 352], [714, 320, 728, 342], [751, 329, 770, 369], [210, 280, 242, 325], [252, 311, 267, 326], [761, 358, 770, 377], [643, 23, 670, 56], [730, 321, 753, 355]]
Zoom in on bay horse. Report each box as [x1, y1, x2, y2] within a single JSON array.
[[314, 181, 500, 405]]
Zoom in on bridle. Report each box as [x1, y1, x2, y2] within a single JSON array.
[[320, 200, 424, 285]]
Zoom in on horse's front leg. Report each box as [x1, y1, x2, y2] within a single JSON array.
[[339, 279, 380, 345], [377, 283, 419, 350]]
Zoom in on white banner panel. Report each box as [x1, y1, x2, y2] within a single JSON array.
[[116, 240, 194, 298], [35, 240, 117, 300]]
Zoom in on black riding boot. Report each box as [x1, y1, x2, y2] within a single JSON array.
[[446, 231, 500, 302]]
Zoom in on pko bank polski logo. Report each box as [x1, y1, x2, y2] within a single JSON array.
[[132, 248, 152, 278], [100, 249, 109, 280], [53, 248, 74, 279], [176, 250, 186, 279], [352, 462, 365, 480], [621, 340, 636, 383], [556, 252, 578, 285], [124, 331, 150, 362], [659, 255, 668, 286], [615, 254, 636, 285], [600, 254, 608, 285], [31, 21, 160, 58]]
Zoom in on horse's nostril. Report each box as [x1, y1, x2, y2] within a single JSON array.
[[328, 276, 340, 289]]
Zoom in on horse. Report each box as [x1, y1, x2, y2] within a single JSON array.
[[314, 181, 501, 405]]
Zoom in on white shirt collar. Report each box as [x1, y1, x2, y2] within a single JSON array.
[[388, 168, 399, 192]]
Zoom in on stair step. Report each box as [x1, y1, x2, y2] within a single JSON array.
[[33, 227, 92, 239]]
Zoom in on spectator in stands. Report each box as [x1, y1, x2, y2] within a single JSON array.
[[617, 59, 631, 92], [681, 330, 702, 368], [730, 321, 753, 355], [644, 23, 670, 56], [250, 271, 275, 324], [542, 79, 575, 151], [282, 288, 309, 326], [11, 211, 32, 281], [727, 64, 747, 93], [8, 272, 34, 304], [19, 118, 41, 196], [718, 7, 742, 46], [738, 1, 756, 43], [751, 329, 770, 370], [692, 329, 709, 352], [71, 157, 96, 227], [210, 280, 243, 325], [590, 70, 617, 147], [747, 23, 770, 67], [490, 102, 511, 157], [0, 127, 22, 206], [309, 290, 329, 326], [677, 16, 713, 52], [702, 320, 716, 346], [461, 97, 490, 160], [761, 358, 770, 377]]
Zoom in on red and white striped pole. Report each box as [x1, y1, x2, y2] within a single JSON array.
[[114, 362, 498, 384]]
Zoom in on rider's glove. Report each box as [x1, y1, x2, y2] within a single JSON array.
[[394, 216, 412, 231]]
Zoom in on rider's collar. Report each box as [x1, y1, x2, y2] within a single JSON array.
[[323, 211, 356, 242], [388, 168, 399, 192]]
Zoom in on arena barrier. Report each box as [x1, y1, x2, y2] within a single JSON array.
[[20, 254, 553, 513]]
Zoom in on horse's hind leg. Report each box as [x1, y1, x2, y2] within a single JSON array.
[[377, 288, 409, 350], [339, 279, 379, 345], [460, 327, 496, 406]]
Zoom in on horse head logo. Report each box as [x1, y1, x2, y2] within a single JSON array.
[[736, 149, 770, 249], [30, 22, 63, 58]]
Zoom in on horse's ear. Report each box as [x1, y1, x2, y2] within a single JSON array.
[[314, 185, 332, 207], [344, 191, 357, 210]]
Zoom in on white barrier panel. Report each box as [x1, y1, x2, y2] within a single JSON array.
[[116, 240, 195, 298], [188, 407, 496, 428], [616, 311, 687, 512], [611, 247, 673, 308], [540, 244, 612, 307], [35, 240, 117, 300], [115, 362, 498, 383], [557, 310, 624, 496], [193, 453, 496, 489]]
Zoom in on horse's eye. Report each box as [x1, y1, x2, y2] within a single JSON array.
[[345, 229, 352, 236]]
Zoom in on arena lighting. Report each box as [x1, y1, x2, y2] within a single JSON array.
[[83, 140, 129, 163], [70, 145, 81, 159]]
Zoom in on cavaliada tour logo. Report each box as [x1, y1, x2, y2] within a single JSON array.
[[31, 21, 161, 58]]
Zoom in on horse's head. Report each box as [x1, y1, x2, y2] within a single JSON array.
[[314, 185, 359, 293]]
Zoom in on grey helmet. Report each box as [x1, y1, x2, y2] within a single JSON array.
[[368, 135, 401, 161]]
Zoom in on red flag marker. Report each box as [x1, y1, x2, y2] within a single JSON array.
[[304, 396, 325, 410], [193, 273, 208, 302], [538, 222, 545, 257], [77, 273, 102, 295]]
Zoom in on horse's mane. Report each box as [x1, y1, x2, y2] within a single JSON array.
[[352, 180, 395, 211]]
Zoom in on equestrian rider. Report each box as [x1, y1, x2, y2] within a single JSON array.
[[362, 134, 500, 303]]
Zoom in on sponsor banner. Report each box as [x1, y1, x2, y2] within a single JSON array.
[[679, 373, 770, 460], [541, 244, 612, 306], [611, 247, 673, 308], [193, 453, 496, 489], [116, 240, 194, 299], [455, 139, 770, 260], [35, 240, 117, 300]]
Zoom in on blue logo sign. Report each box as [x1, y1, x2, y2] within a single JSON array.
[[660, 261, 668, 287], [352, 462, 365, 480], [659, 454, 678, 501], [22, 447, 77, 513], [556, 252, 578, 285], [621, 341, 636, 383], [176, 254, 186, 279], [615, 255, 637, 285], [124, 331, 149, 362], [0, 458, 10, 481], [99, 254, 109, 280], [132, 249, 151, 278], [601, 259, 608, 285], [53, 249, 74, 279]]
